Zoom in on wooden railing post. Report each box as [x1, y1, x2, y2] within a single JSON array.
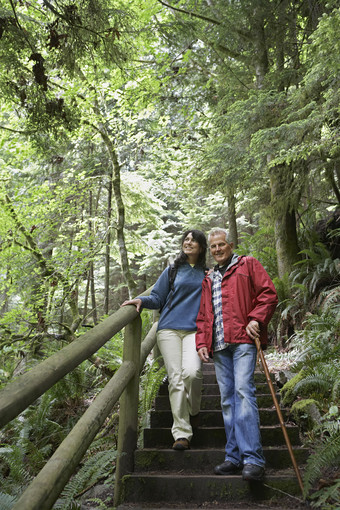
[[114, 314, 142, 506], [152, 310, 163, 366]]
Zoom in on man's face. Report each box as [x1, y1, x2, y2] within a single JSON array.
[[209, 233, 234, 266]]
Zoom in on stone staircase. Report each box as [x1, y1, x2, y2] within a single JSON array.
[[118, 362, 308, 508]]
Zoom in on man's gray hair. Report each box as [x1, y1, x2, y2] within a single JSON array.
[[208, 228, 230, 243]]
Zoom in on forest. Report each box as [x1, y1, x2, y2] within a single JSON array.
[[0, 0, 339, 508]]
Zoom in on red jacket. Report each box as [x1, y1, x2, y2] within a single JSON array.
[[196, 255, 278, 354]]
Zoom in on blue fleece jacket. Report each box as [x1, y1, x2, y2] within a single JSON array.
[[139, 263, 206, 331]]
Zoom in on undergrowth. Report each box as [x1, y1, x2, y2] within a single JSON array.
[[275, 243, 340, 509]]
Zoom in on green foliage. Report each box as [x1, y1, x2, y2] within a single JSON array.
[[290, 309, 340, 371], [295, 374, 335, 401], [0, 491, 17, 510], [272, 273, 292, 304], [0, 443, 33, 505], [96, 332, 124, 374], [0, 1, 339, 507], [290, 399, 321, 432], [309, 479, 340, 510], [279, 294, 339, 506], [273, 240, 340, 349], [55, 445, 117, 510], [138, 356, 166, 446], [236, 226, 278, 278], [303, 420, 340, 507], [0, 361, 102, 502], [290, 245, 340, 306], [280, 370, 307, 407]]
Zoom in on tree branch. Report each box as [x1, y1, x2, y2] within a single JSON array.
[[9, 0, 23, 30], [43, 0, 108, 40], [9, 0, 35, 51], [158, 0, 252, 42], [0, 125, 34, 135], [158, 0, 221, 25]]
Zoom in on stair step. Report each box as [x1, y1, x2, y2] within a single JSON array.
[[143, 425, 300, 448], [134, 446, 309, 471], [150, 408, 287, 427], [157, 382, 270, 395], [154, 393, 280, 410], [172, 370, 274, 385], [121, 472, 301, 504]]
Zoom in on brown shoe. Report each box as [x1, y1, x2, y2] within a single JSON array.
[[172, 438, 190, 450]]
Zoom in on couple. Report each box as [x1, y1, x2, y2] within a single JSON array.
[[122, 228, 278, 482]]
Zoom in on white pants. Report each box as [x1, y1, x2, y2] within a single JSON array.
[[157, 329, 203, 441]]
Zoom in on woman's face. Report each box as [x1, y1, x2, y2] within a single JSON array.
[[182, 232, 201, 263]]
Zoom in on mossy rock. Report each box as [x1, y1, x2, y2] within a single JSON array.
[[290, 398, 322, 431], [280, 369, 306, 407]]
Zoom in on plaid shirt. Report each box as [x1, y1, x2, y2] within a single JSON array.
[[212, 254, 239, 352], [212, 270, 228, 352]]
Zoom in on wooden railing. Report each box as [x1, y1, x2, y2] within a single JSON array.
[[0, 290, 158, 509]]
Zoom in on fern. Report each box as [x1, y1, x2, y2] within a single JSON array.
[[273, 272, 291, 302], [290, 306, 340, 369], [294, 375, 333, 399], [303, 428, 340, 496], [84, 497, 109, 509], [140, 357, 166, 416], [138, 356, 166, 447], [0, 444, 32, 497], [318, 286, 340, 313], [0, 360, 100, 502], [55, 448, 117, 510], [0, 492, 17, 510], [331, 378, 340, 401], [296, 243, 331, 267], [309, 479, 340, 509], [286, 243, 340, 318]]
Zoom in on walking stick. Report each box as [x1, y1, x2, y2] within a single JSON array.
[[254, 336, 304, 495]]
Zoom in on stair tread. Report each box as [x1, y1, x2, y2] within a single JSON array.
[[127, 470, 301, 477], [145, 424, 297, 430], [118, 505, 304, 510], [139, 445, 308, 452]]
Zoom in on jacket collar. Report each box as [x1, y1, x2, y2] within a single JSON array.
[[208, 254, 243, 281]]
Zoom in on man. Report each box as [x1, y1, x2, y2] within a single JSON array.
[[196, 228, 278, 481]]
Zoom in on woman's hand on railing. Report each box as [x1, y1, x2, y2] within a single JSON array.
[[121, 298, 142, 313]]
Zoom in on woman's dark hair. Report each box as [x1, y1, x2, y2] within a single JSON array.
[[174, 229, 207, 269]]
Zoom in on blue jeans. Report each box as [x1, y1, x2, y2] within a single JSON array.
[[214, 343, 265, 467]]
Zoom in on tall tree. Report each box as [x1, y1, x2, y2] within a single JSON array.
[[153, 0, 337, 276]]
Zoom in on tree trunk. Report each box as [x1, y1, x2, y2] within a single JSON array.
[[99, 130, 136, 298], [269, 164, 300, 277], [89, 261, 97, 325], [252, 7, 268, 89], [88, 191, 98, 325], [0, 268, 10, 316], [325, 164, 340, 206], [104, 171, 113, 315], [83, 269, 90, 324], [227, 189, 238, 247], [334, 161, 340, 188], [276, 0, 286, 92]]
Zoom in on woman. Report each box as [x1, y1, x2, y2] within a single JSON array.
[[122, 229, 207, 450]]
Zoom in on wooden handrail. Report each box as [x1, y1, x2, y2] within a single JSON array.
[[0, 291, 159, 510], [0, 290, 151, 428], [12, 360, 136, 510]]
